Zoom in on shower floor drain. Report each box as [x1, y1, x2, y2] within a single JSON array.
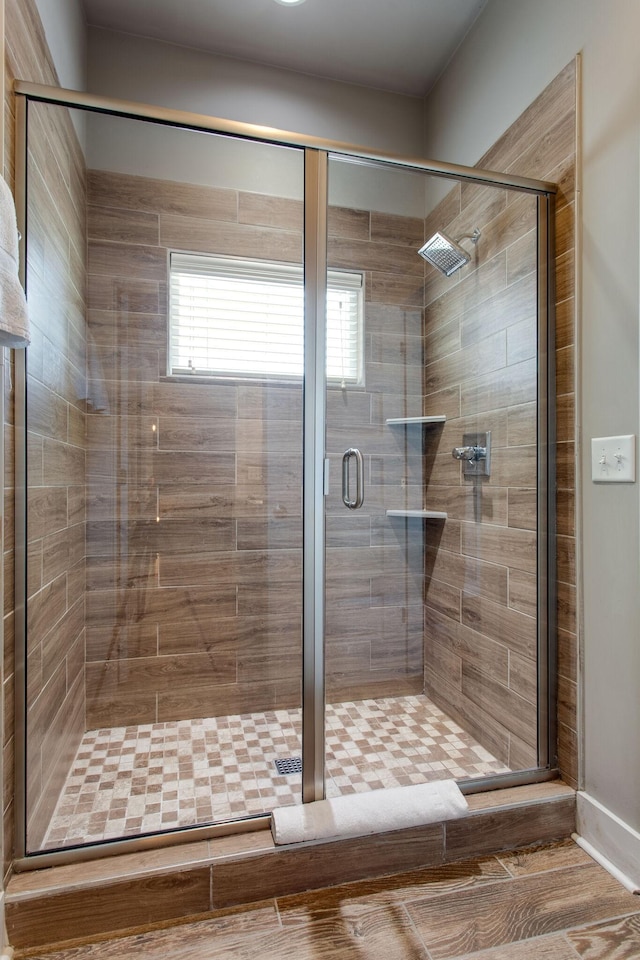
[[274, 757, 302, 775]]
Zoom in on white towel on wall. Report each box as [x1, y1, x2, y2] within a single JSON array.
[[271, 779, 468, 845], [0, 174, 29, 348]]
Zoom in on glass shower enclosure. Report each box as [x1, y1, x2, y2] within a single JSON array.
[[13, 81, 556, 864]]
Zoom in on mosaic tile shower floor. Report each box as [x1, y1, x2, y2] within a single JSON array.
[[43, 694, 509, 849]]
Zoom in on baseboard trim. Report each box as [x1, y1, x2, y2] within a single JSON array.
[[576, 791, 640, 893]]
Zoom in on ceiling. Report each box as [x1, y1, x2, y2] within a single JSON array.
[[81, 0, 488, 97]]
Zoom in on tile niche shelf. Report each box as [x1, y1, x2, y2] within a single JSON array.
[[386, 415, 448, 519]]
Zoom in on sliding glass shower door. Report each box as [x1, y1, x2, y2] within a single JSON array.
[[20, 100, 307, 853], [16, 83, 555, 863]]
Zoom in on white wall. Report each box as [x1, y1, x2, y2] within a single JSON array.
[[85, 28, 429, 216], [87, 27, 423, 156], [33, 0, 86, 147], [33, 0, 86, 90], [424, 0, 640, 874]]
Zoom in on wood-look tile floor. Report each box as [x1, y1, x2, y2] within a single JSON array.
[[43, 695, 507, 849], [19, 839, 640, 959]]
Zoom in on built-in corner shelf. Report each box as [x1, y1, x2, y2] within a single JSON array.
[[386, 509, 448, 519], [386, 415, 446, 425]]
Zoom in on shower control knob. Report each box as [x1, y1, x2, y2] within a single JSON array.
[[452, 445, 486, 462]]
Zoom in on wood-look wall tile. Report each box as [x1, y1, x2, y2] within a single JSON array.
[[556, 296, 575, 351], [328, 206, 370, 241], [556, 441, 575, 489], [425, 485, 508, 527], [156, 418, 236, 452], [425, 330, 506, 394], [558, 721, 578, 789], [507, 317, 537, 365], [88, 240, 167, 282], [425, 546, 508, 606], [86, 650, 237, 700], [424, 576, 462, 621], [556, 393, 575, 445], [86, 694, 158, 728], [27, 574, 67, 647], [461, 270, 536, 347], [506, 229, 536, 286], [88, 205, 159, 245], [159, 549, 302, 588], [425, 253, 506, 323], [490, 446, 537, 488], [557, 535, 576, 586], [558, 627, 578, 684], [239, 192, 303, 231], [424, 183, 461, 245], [88, 275, 161, 313], [557, 581, 576, 635], [153, 451, 236, 485], [160, 214, 302, 263], [424, 316, 460, 364], [507, 488, 537, 531], [157, 682, 279, 722], [508, 652, 537, 704], [424, 607, 509, 686], [508, 570, 537, 619], [370, 212, 424, 247], [324, 639, 373, 677], [365, 303, 423, 339], [556, 345, 574, 397], [86, 584, 236, 626], [86, 623, 158, 662], [237, 383, 302, 420], [368, 273, 424, 307], [460, 358, 537, 415], [423, 385, 461, 419], [88, 169, 237, 222], [424, 672, 509, 764], [88, 309, 167, 348], [158, 613, 300, 658], [462, 594, 536, 660], [327, 237, 424, 278], [508, 402, 537, 447], [557, 488, 575, 538], [558, 675, 577, 732], [461, 521, 537, 574], [473, 60, 575, 173], [369, 331, 423, 367], [556, 248, 575, 303], [454, 181, 508, 233]]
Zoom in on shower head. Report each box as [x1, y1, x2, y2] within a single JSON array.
[[418, 228, 481, 277]]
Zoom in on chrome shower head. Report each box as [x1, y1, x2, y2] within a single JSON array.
[[418, 228, 481, 277]]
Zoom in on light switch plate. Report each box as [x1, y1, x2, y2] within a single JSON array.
[[591, 435, 636, 482]]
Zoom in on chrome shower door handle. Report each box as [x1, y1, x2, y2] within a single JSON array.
[[341, 448, 364, 509]]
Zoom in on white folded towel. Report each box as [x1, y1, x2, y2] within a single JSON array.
[[0, 174, 29, 348], [271, 779, 468, 845]]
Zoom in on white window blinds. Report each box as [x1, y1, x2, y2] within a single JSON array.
[[169, 253, 364, 383]]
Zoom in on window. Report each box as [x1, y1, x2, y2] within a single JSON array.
[[169, 253, 364, 384]]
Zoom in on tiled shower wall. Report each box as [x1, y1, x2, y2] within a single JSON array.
[[86, 169, 425, 727], [4, 1, 88, 858], [423, 61, 578, 783]]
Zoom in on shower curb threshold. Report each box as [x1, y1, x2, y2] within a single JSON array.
[[6, 781, 576, 953]]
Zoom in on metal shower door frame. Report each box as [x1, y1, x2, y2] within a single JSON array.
[[13, 80, 557, 867]]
